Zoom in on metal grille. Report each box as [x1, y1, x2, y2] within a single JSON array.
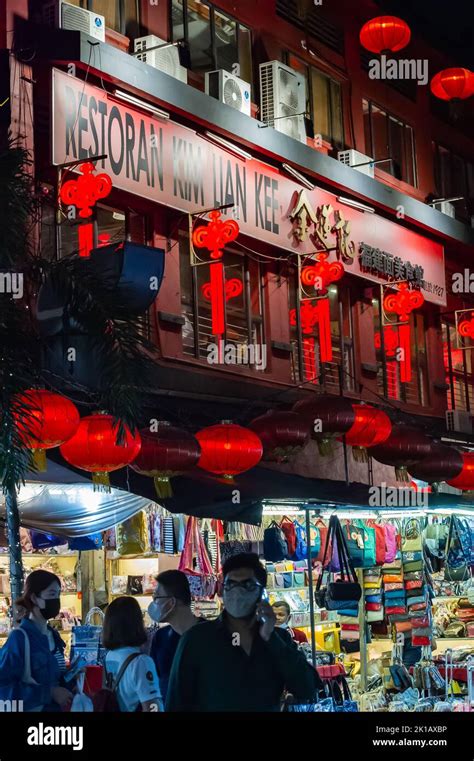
[[376, 363, 423, 406], [276, 0, 344, 55], [182, 307, 259, 367], [291, 337, 355, 393]]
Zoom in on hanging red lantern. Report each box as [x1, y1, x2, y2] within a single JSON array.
[[60, 161, 112, 257], [446, 452, 474, 490], [300, 253, 344, 296], [196, 422, 263, 481], [292, 395, 356, 456], [248, 410, 310, 462], [383, 283, 424, 383], [409, 443, 463, 484], [60, 412, 142, 490], [368, 424, 432, 481], [130, 422, 201, 498], [430, 68, 474, 101], [359, 16, 411, 54], [15, 389, 80, 472], [341, 404, 392, 462]]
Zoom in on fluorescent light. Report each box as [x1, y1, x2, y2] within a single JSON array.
[[111, 90, 170, 120], [282, 163, 315, 190], [337, 196, 375, 214], [202, 131, 252, 160]]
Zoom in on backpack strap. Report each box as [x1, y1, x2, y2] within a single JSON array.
[[107, 652, 141, 693], [17, 627, 39, 686]]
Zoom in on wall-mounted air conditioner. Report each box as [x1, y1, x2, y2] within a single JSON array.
[[42, 0, 105, 42], [259, 61, 307, 144], [437, 201, 456, 218], [205, 70, 251, 116], [446, 409, 473, 435], [134, 35, 187, 84], [338, 149, 375, 178]]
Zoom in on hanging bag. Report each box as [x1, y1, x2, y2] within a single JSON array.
[[292, 522, 308, 561], [316, 516, 362, 611], [383, 523, 398, 563], [263, 521, 288, 561], [401, 518, 422, 553], [279, 517, 297, 558], [344, 521, 365, 567], [314, 519, 331, 564], [178, 517, 217, 599], [367, 520, 387, 565], [70, 607, 106, 668]]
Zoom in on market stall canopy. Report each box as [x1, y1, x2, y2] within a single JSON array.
[[0, 460, 157, 537]]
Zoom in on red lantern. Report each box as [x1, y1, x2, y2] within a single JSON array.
[[342, 405, 392, 462], [368, 424, 432, 481], [446, 452, 474, 490], [430, 68, 474, 101], [359, 16, 411, 54], [192, 211, 240, 344], [15, 390, 80, 472], [248, 411, 310, 462], [301, 253, 344, 296], [60, 162, 112, 257], [384, 283, 424, 383], [60, 413, 142, 490], [196, 422, 263, 481], [292, 395, 356, 456], [130, 422, 201, 498], [409, 443, 463, 484]]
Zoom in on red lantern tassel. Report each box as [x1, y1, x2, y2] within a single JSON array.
[[317, 298, 332, 362], [210, 261, 225, 335], [78, 222, 94, 258], [398, 323, 412, 383], [92, 472, 111, 492]]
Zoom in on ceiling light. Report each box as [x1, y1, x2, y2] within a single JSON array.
[[201, 131, 252, 160], [337, 196, 375, 213], [111, 90, 170, 120], [282, 163, 315, 190]]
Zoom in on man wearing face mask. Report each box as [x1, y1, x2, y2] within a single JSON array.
[[148, 570, 201, 702], [166, 553, 316, 712], [0, 570, 73, 711]]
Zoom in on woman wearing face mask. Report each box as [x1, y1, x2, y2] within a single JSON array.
[[0, 570, 73, 711], [272, 601, 308, 644]]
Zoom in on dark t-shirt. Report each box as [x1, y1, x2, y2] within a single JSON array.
[[149, 626, 181, 702]]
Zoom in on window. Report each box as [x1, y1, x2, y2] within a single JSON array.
[[363, 99, 416, 186], [433, 143, 474, 223], [179, 235, 264, 368], [442, 322, 474, 412], [57, 204, 146, 259], [286, 54, 344, 147], [288, 275, 355, 392], [171, 1, 252, 80], [68, 0, 140, 37], [372, 297, 428, 406]]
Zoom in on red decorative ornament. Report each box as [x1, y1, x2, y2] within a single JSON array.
[[409, 443, 463, 484], [301, 253, 345, 296], [446, 452, 474, 490], [384, 283, 424, 383], [192, 211, 240, 345], [196, 422, 263, 481], [201, 277, 243, 304], [368, 424, 432, 481], [342, 404, 392, 462], [60, 162, 112, 257], [292, 395, 356, 456], [430, 68, 474, 101], [130, 422, 201, 498], [374, 326, 399, 357], [248, 410, 310, 462], [359, 15, 411, 54], [458, 312, 474, 339], [290, 302, 320, 381], [60, 413, 142, 490], [15, 389, 80, 472]]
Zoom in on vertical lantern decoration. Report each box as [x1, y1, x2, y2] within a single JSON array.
[[383, 283, 424, 383], [60, 412, 142, 490], [192, 210, 240, 354], [15, 389, 80, 471], [59, 162, 112, 257], [196, 421, 263, 481], [359, 16, 411, 54]]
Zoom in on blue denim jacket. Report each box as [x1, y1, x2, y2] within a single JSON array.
[[0, 618, 65, 711]]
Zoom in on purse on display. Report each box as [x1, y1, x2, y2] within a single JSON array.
[[279, 517, 297, 558], [445, 516, 471, 581], [178, 516, 217, 599], [282, 572, 293, 588], [367, 521, 387, 565], [383, 524, 399, 563], [263, 522, 288, 561], [344, 521, 366, 567], [315, 516, 362, 612], [402, 518, 423, 553], [116, 511, 148, 556], [275, 573, 285, 588], [292, 523, 307, 561], [293, 571, 305, 588]]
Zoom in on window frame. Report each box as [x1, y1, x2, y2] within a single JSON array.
[[81, 0, 140, 36], [285, 51, 344, 147], [170, 0, 252, 78], [433, 142, 474, 220], [363, 98, 417, 187]]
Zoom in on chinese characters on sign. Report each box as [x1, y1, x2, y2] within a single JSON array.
[[359, 242, 424, 285], [289, 192, 355, 264]]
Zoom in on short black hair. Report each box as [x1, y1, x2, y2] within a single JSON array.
[[272, 600, 291, 616], [222, 553, 267, 587], [156, 570, 191, 606]]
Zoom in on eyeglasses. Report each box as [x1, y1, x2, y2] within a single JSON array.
[[223, 579, 263, 593]]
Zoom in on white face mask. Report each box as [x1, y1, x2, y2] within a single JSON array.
[[223, 587, 261, 619], [147, 598, 174, 623], [278, 621, 289, 630]]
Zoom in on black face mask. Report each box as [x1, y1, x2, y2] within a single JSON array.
[[38, 598, 61, 621]]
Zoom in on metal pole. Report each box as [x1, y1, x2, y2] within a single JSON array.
[[5, 487, 23, 604], [357, 567, 368, 692], [305, 508, 317, 668]]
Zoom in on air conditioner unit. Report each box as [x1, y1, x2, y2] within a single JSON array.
[[205, 70, 251, 116], [42, 0, 105, 42], [259, 61, 307, 144], [134, 35, 187, 84], [446, 409, 473, 434], [338, 149, 375, 178], [437, 201, 455, 218]]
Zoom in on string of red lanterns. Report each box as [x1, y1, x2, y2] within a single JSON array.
[[359, 16, 411, 55]]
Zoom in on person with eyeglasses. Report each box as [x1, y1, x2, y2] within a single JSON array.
[[147, 570, 201, 702], [165, 553, 316, 712]]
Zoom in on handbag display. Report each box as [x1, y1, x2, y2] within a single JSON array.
[[116, 511, 148, 556], [367, 521, 387, 565], [315, 516, 362, 612], [401, 518, 422, 553], [292, 523, 307, 561], [314, 519, 330, 564], [178, 516, 217, 599], [70, 607, 106, 667], [279, 517, 297, 558], [263, 521, 288, 561], [344, 521, 365, 567]]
